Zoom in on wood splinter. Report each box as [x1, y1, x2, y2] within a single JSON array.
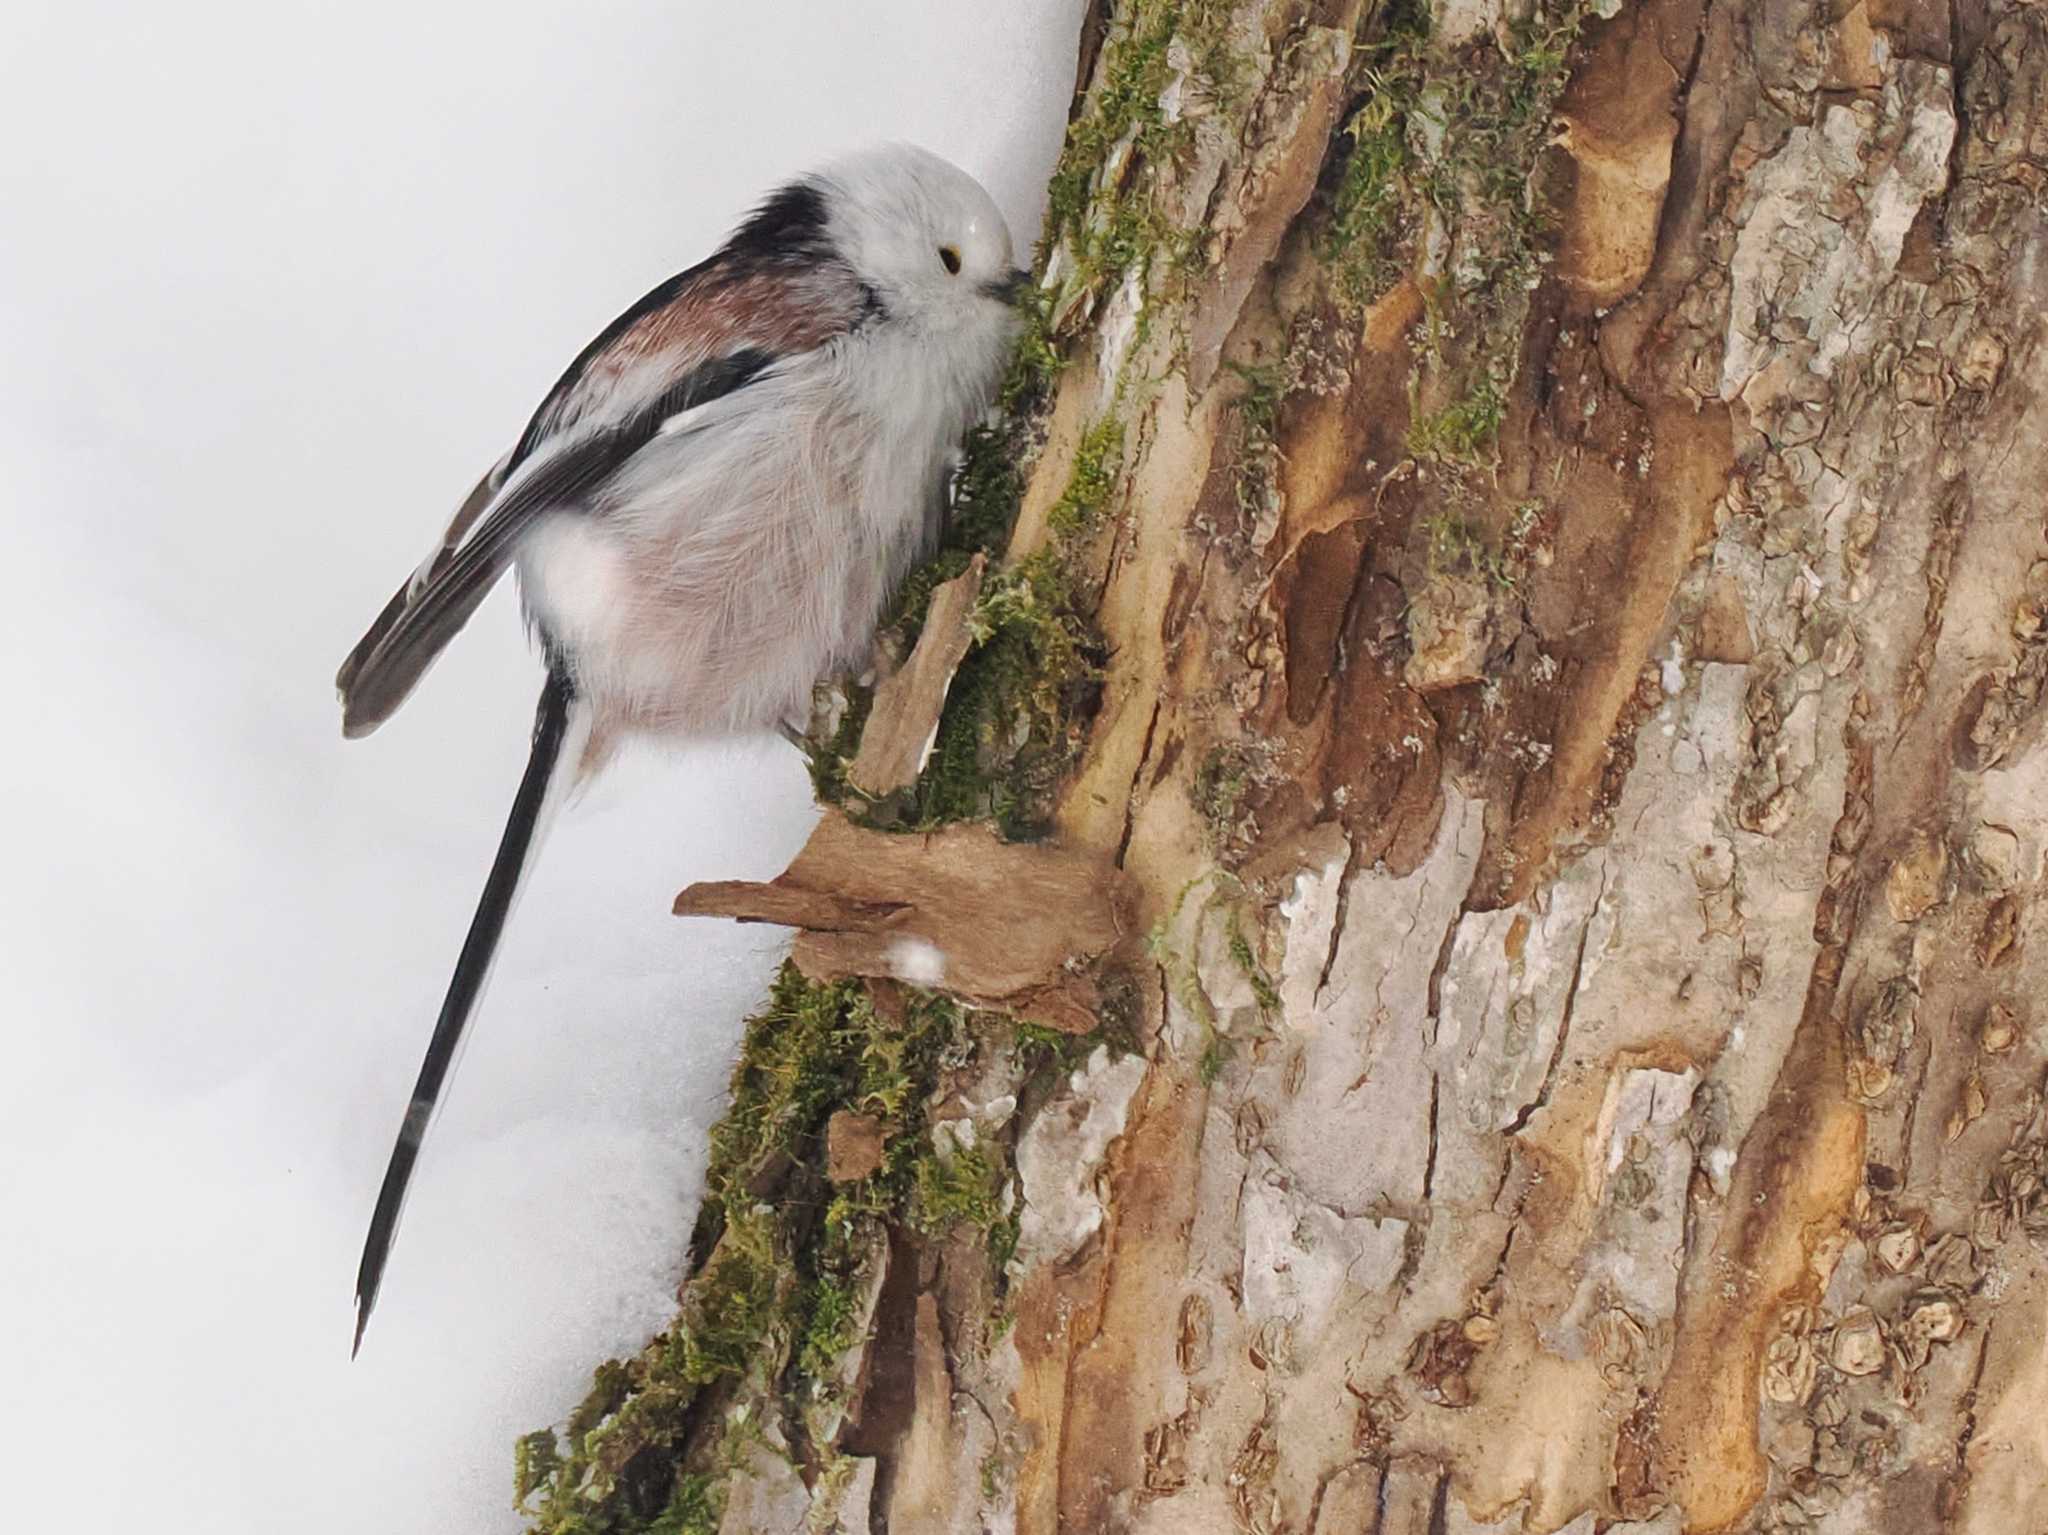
[[676, 810, 1132, 1033], [846, 553, 986, 799]]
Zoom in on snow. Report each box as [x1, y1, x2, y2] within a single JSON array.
[[0, 2, 1083, 1529]]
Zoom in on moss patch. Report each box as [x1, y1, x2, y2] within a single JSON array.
[[643, 1476, 720, 1535], [1420, 498, 1544, 592], [822, 412, 1120, 840], [1193, 741, 1261, 851], [1041, 0, 1236, 306], [912, 1141, 1004, 1234], [908, 417, 1122, 835], [1323, 0, 1434, 309], [1320, 0, 1590, 467], [515, 965, 1105, 1534], [1226, 920, 1282, 1014], [793, 288, 1116, 841]]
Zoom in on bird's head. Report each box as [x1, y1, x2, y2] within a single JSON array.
[[817, 144, 1029, 357]]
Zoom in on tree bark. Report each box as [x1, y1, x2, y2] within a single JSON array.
[[519, 1, 2048, 1532]]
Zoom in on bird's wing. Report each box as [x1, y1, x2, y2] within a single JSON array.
[[335, 235, 872, 738], [334, 455, 509, 731]]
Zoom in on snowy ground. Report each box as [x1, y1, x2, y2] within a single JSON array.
[[0, 3, 1081, 1528]]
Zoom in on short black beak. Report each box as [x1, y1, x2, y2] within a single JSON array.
[[983, 267, 1032, 304]]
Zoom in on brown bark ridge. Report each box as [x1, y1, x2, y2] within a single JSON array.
[[520, 1, 2048, 1532]]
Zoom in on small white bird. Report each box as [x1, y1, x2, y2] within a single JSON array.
[[339, 144, 1025, 1353]]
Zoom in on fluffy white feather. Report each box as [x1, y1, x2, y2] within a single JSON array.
[[515, 144, 1020, 762]]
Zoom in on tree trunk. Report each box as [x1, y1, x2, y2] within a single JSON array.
[[517, 1, 2048, 1532]]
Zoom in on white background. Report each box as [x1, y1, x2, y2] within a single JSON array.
[[0, 3, 1083, 1528]]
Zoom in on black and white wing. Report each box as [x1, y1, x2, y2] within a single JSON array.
[[335, 181, 870, 736]]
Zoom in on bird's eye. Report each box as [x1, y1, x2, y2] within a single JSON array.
[[938, 245, 962, 276]]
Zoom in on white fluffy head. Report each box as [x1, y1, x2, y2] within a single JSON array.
[[817, 144, 1025, 336]]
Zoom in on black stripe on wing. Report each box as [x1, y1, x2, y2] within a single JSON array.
[[338, 347, 778, 736], [505, 181, 833, 475]]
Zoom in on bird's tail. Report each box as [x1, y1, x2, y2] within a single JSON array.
[[352, 664, 588, 1356]]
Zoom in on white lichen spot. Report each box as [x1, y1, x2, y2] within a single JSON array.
[[886, 936, 947, 986], [1705, 1144, 1737, 1195], [1661, 639, 1687, 695], [1096, 263, 1148, 390], [1013, 1047, 1149, 1271]]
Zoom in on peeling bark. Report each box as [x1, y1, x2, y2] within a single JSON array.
[[848, 557, 988, 799], [675, 810, 1135, 1033]]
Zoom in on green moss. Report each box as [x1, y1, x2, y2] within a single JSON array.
[[1003, 291, 1065, 412], [1013, 1020, 1098, 1078], [1046, 418, 1126, 539], [1226, 923, 1281, 1014], [699, 968, 871, 1221], [1043, 6, 1181, 253], [911, 1141, 1003, 1235], [907, 1134, 1020, 1274], [926, 294, 1057, 558], [1420, 499, 1543, 591], [1320, 0, 1432, 305], [1325, 0, 1583, 299], [1197, 1031, 1233, 1086], [514, 1430, 562, 1508], [1319, 0, 1591, 468], [1406, 369, 1507, 464], [1324, 75, 1423, 306], [1041, 0, 1238, 313], [518, 968, 995, 1533], [1193, 742, 1256, 847], [673, 1205, 786, 1385], [989, 1205, 1023, 1272], [902, 421, 1121, 838], [1220, 361, 1288, 524], [1227, 360, 1286, 439], [795, 1266, 867, 1384], [643, 1476, 721, 1535]]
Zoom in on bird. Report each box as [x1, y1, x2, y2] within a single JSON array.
[[338, 143, 1026, 1355]]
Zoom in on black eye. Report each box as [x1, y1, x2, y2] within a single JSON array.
[[938, 245, 962, 275]]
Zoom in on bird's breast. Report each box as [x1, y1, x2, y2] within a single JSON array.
[[515, 358, 953, 745]]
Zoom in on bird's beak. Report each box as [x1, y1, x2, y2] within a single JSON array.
[[983, 267, 1033, 304]]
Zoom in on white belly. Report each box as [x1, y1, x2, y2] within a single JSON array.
[[513, 359, 947, 755]]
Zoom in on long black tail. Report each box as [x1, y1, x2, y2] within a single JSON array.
[[353, 665, 582, 1356]]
